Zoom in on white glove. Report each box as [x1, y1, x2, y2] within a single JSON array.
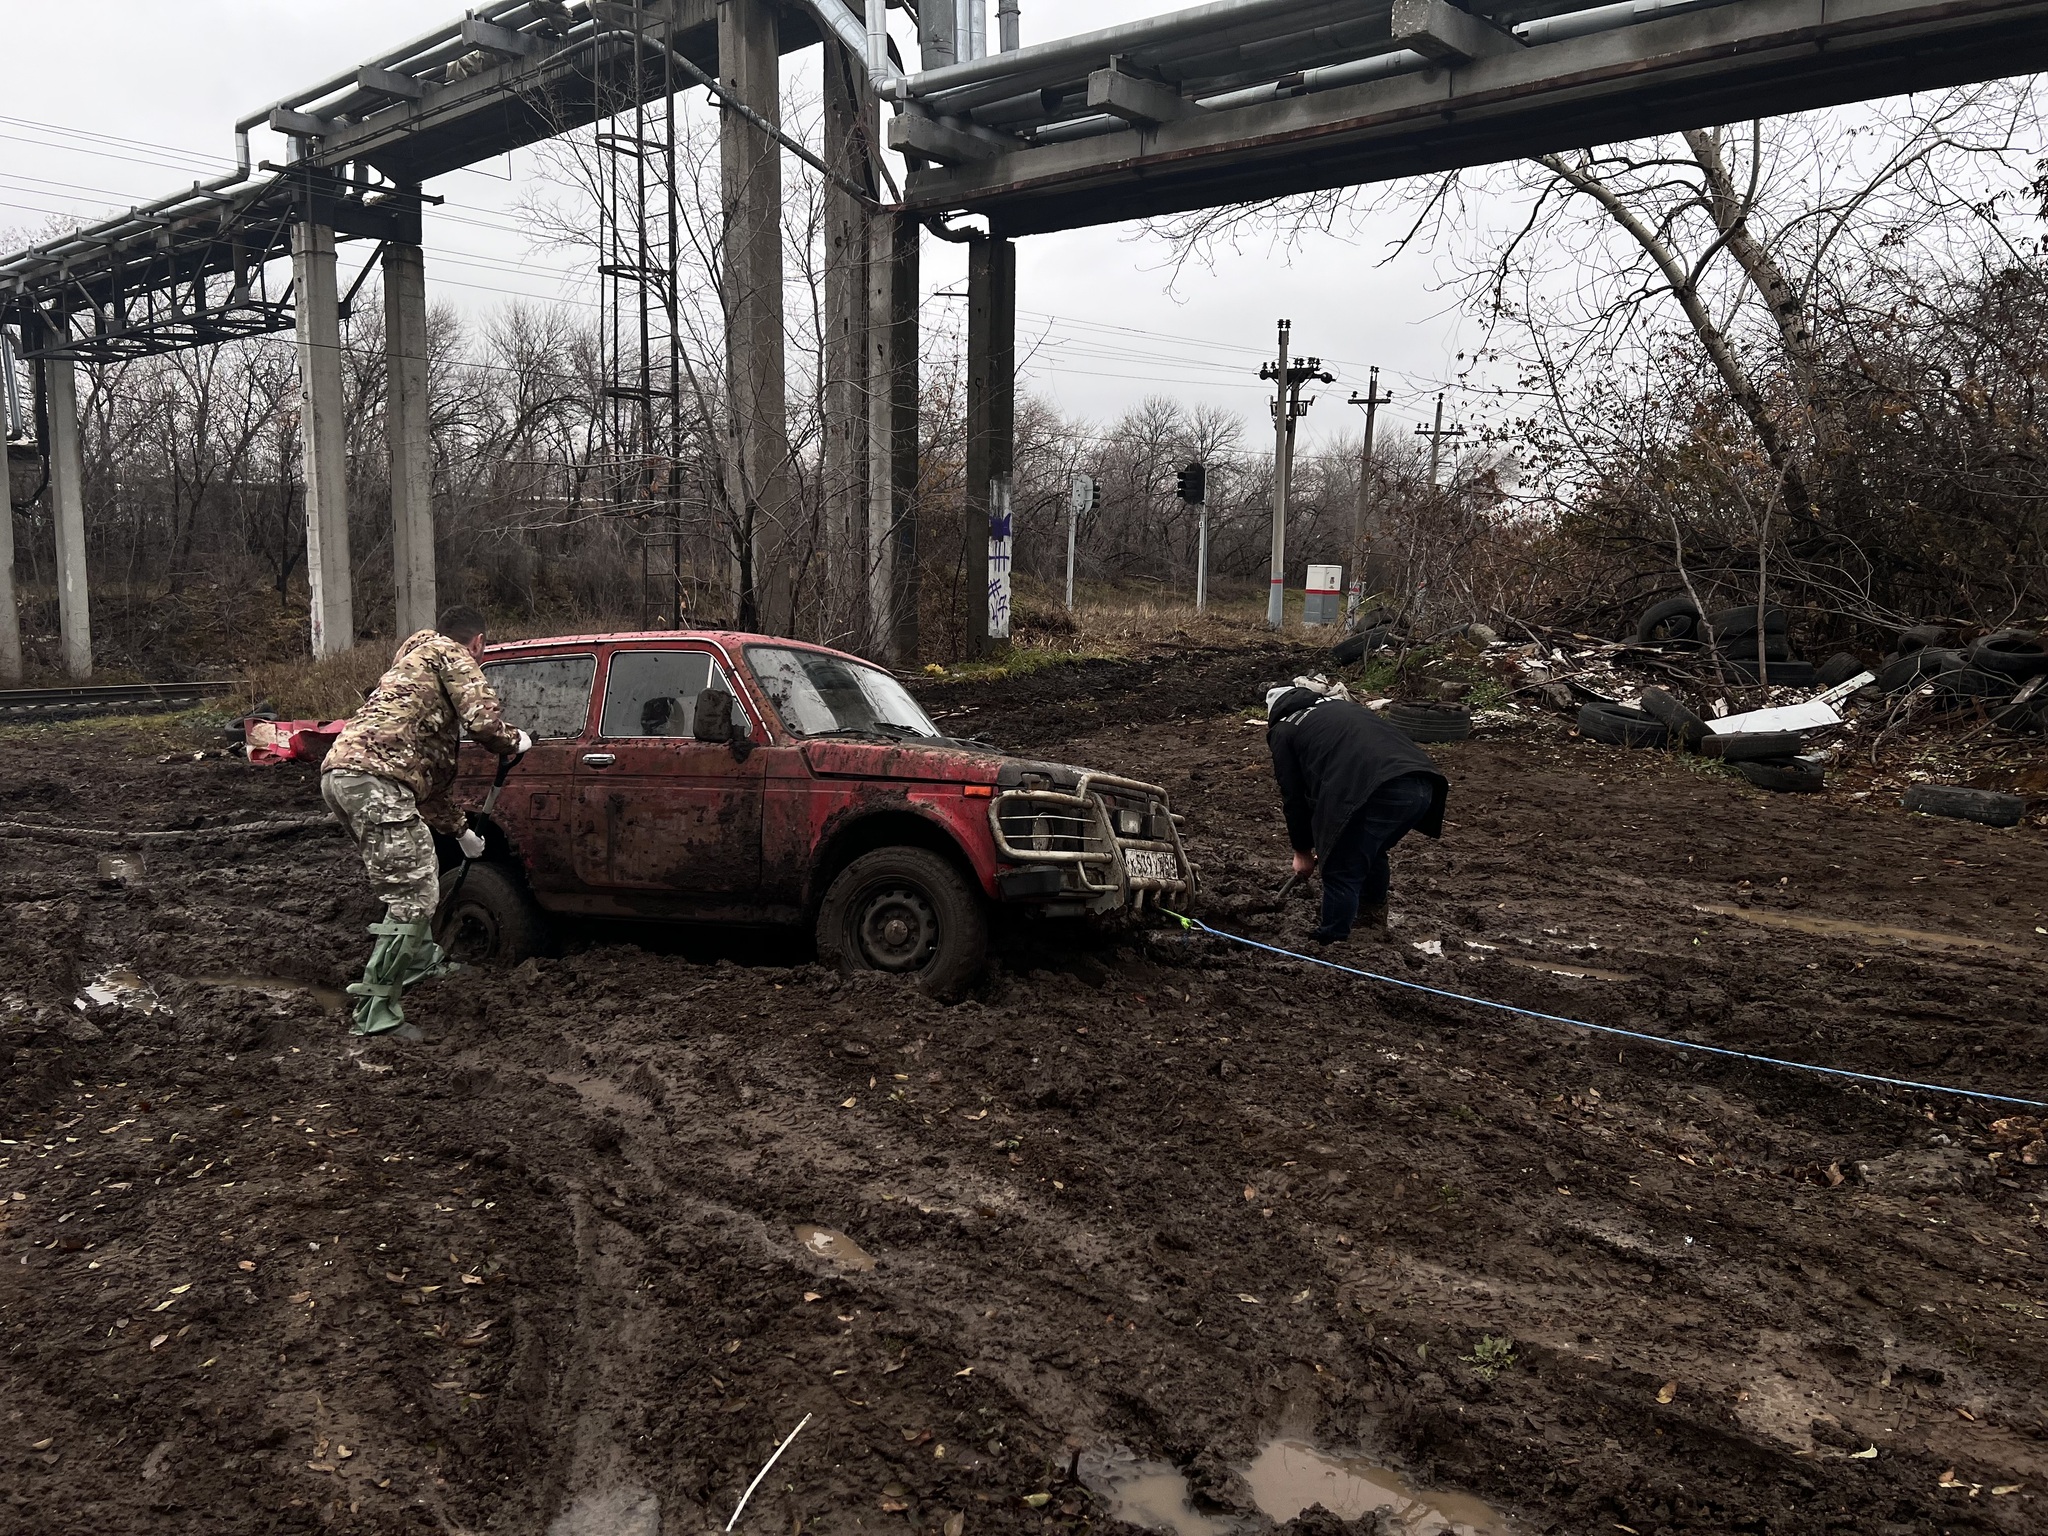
[[457, 828, 486, 860], [512, 729, 533, 755]]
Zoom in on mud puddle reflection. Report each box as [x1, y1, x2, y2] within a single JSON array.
[[1693, 902, 2038, 959], [1080, 1441, 1509, 1536], [193, 975, 348, 1011], [794, 1224, 875, 1272], [1244, 1439, 1508, 1532]]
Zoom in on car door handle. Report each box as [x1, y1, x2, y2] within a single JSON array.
[[582, 753, 616, 767]]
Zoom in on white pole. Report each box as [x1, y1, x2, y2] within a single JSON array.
[[1265, 317, 1290, 629], [1065, 490, 1078, 610]]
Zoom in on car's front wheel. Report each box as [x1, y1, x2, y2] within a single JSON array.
[[816, 847, 987, 999], [434, 860, 548, 967]]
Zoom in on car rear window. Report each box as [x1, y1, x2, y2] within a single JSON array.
[[599, 650, 720, 738], [482, 654, 596, 740]]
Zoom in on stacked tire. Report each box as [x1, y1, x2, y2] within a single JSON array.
[[1631, 597, 1816, 684], [1870, 626, 2048, 729]]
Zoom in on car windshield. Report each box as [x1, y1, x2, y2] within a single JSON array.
[[745, 646, 940, 740]]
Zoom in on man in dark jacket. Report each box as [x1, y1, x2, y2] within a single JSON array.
[[1266, 682, 1448, 942]]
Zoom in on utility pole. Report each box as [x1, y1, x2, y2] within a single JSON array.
[[1416, 391, 1466, 487], [1176, 462, 1208, 612], [1346, 367, 1393, 615], [1257, 319, 1334, 629]]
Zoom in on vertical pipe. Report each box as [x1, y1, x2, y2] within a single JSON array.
[[1064, 487, 1077, 612], [0, 388, 19, 682], [1265, 317, 1290, 630], [293, 220, 354, 657], [43, 343, 92, 678], [998, 0, 1020, 51], [920, 0, 958, 68], [384, 240, 435, 640], [1196, 494, 1208, 614]]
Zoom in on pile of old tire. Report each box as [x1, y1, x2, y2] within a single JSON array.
[[1631, 597, 1817, 683], [1386, 701, 1473, 742], [1329, 604, 1404, 665], [1871, 627, 2048, 717], [1639, 684, 1823, 790]]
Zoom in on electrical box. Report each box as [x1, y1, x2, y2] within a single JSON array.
[[1303, 564, 1343, 626]]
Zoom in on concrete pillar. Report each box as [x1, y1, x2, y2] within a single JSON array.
[[42, 347, 91, 679], [963, 236, 1014, 658], [867, 213, 919, 664], [822, 42, 875, 650], [292, 220, 354, 658], [383, 240, 436, 640], [719, 0, 796, 636]]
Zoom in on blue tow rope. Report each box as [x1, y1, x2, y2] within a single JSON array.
[[1163, 911, 2048, 1112]]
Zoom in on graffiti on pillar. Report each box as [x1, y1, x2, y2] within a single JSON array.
[[988, 475, 1014, 641]]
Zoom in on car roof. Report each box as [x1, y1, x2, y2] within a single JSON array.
[[481, 631, 878, 669]]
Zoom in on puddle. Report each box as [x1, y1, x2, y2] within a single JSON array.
[[192, 975, 348, 1012], [1077, 1450, 1235, 1536], [1079, 1442, 1509, 1536], [1693, 902, 2038, 959], [75, 967, 165, 1015], [1243, 1440, 1509, 1533], [794, 1223, 875, 1272], [96, 853, 144, 886]]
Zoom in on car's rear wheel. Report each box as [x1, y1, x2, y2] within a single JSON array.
[[817, 847, 987, 999], [434, 861, 548, 967]]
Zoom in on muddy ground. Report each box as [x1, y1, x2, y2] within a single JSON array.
[[3, 643, 2047, 1536]]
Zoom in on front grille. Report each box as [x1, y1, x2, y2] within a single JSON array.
[[989, 771, 1195, 905]]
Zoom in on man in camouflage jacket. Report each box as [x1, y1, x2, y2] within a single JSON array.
[[322, 605, 529, 1038]]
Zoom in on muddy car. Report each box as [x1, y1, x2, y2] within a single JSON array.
[[437, 630, 1196, 992]]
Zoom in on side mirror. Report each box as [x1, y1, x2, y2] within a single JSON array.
[[692, 689, 732, 743]]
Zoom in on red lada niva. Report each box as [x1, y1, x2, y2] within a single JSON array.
[[442, 631, 1197, 993]]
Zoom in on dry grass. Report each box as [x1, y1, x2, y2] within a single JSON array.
[[242, 642, 396, 721]]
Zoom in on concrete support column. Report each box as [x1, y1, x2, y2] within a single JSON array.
[[867, 213, 919, 664], [0, 450, 22, 685], [383, 240, 436, 640], [719, 0, 796, 636], [42, 346, 91, 679], [822, 41, 875, 650], [963, 235, 1014, 658], [293, 220, 353, 658]]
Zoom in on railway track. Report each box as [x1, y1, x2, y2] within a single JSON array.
[[0, 680, 239, 719]]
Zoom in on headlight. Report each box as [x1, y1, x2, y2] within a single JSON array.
[[1030, 814, 1052, 852], [1116, 809, 1144, 837]]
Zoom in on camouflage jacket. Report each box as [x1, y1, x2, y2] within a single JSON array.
[[322, 630, 522, 834]]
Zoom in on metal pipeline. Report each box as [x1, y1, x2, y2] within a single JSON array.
[[796, 0, 904, 89]]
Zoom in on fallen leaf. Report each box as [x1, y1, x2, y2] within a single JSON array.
[[30, 1439, 51, 1451], [1022, 1493, 1052, 1509], [460, 1274, 483, 1286], [1849, 1446, 1878, 1460], [964, 1110, 987, 1121], [169, 1283, 191, 1295], [803, 1292, 822, 1303], [945, 1515, 966, 1536], [1656, 1381, 1677, 1404], [953, 1367, 973, 1377], [1992, 1484, 2023, 1495], [151, 1300, 175, 1312], [1957, 1407, 1977, 1421], [879, 1499, 908, 1513], [1938, 1468, 1962, 1487], [289, 1291, 312, 1304], [841, 1097, 858, 1109], [238, 1261, 256, 1272], [725, 1339, 741, 1354], [1825, 1162, 1844, 1187], [384, 1271, 407, 1283], [1242, 1185, 1257, 1201], [336, 1445, 354, 1460], [149, 1334, 169, 1350], [1236, 1293, 1262, 1304], [307, 1461, 337, 1474]]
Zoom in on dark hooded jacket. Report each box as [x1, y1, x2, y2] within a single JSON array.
[[1267, 688, 1448, 856]]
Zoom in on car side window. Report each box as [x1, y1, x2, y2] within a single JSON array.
[[599, 650, 720, 739], [481, 654, 596, 740]]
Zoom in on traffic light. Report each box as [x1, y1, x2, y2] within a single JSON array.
[[1089, 479, 1102, 511], [1175, 463, 1206, 505]]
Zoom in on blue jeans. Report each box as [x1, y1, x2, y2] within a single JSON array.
[[1314, 773, 1439, 940]]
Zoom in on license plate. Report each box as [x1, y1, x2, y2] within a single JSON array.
[[1123, 848, 1179, 882]]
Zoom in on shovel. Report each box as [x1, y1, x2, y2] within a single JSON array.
[[1263, 870, 1309, 912], [434, 748, 522, 933]]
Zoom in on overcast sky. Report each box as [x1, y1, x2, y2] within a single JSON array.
[[0, 0, 1496, 454]]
